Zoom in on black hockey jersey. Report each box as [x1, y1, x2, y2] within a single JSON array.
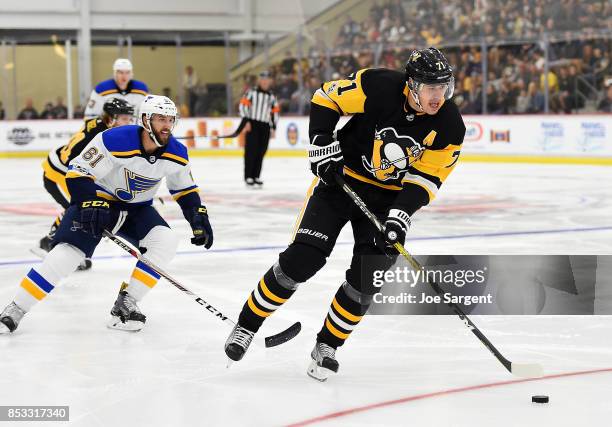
[[44, 118, 109, 177], [310, 68, 466, 215]]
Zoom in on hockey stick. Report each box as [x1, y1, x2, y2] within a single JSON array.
[[102, 230, 301, 347], [175, 117, 248, 141], [334, 174, 543, 378], [174, 133, 237, 141]]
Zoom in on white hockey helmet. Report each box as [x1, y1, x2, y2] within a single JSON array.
[[113, 58, 133, 72], [139, 95, 178, 147]]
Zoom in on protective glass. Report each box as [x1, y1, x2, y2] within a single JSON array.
[[150, 113, 177, 131], [412, 77, 455, 100]]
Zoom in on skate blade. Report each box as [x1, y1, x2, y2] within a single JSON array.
[[226, 358, 234, 369], [30, 247, 48, 259], [107, 316, 144, 332], [307, 360, 334, 382]]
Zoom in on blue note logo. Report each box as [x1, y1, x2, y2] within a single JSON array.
[[115, 169, 160, 201]]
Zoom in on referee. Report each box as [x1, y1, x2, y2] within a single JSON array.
[[238, 70, 279, 188]]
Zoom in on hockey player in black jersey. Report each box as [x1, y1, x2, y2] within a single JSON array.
[[225, 47, 466, 381], [35, 98, 134, 270]]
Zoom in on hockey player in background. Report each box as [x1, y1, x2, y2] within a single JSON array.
[[84, 58, 148, 119], [0, 95, 213, 334], [35, 98, 135, 271], [225, 47, 466, 381]]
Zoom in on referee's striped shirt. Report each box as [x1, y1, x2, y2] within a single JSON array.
[[239, 86, 280, 129]]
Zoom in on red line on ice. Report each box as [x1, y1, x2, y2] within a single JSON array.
[[286, 367, 612, 427]]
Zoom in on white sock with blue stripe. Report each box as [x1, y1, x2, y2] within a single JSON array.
[[14, 243, 84, 312]]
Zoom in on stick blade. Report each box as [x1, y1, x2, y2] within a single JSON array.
[[511, 362, 544, 378], [264, 322, 301, 348]]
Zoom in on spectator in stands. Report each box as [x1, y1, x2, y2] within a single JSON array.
[[486, 84, 502, 114], [289, 76, 319, 114], [597, 84, 612, 113], [453, 79, 470, 111], [338, 15, 360, 46], [276, 74, 298, 113], [363, 17, 381, 43], [262, 0, 610, 116], [592, 48, 610, 85], [73, 104, 84, 119], [540, 69, 559, 94], [566, 64, 585, 110], [0, 101, 5, 120], [17, 99, 38, 120], [182, 65, 199, 117], [379, 7, 393, 34], [53, 97, 68, 119], [387, 17, 406, 43], [281, 51, 297, 76], [526, 81, 545, 113], [40, 102, 56, 120], [555, 67, 572, 113], [388, 0, 406, 25], [515, 81, 530, 114], [352, 34, 369, 51]]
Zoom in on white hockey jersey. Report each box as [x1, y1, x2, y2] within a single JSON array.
[[84, 79, 149, 119], [67, 125, 198, 207]]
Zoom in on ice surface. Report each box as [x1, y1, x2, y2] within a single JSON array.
[[0, 157, 611, 426]]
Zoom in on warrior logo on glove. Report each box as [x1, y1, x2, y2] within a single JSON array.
[[362, 127, 425, 182]]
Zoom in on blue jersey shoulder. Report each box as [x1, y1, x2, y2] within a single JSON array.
[[95, 79, 118, 94], [101, 125, 142, 153], [165, 136, 189, 161], [130, 80, 149, 92]]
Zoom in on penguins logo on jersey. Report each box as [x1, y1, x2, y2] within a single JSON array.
[[362, 127, 424, 181], [115, 169, 160, 201]]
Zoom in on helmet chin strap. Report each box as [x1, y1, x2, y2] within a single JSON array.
[[145, 116, 163, 147], [410, 90, 424, 112], [407, 79, 425, 112]]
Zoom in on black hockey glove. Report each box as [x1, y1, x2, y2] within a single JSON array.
[[308, 134, 344, 186], [185, 206, 213, 249], [78, 199, 112, 239], [376, 209, 410, 257]]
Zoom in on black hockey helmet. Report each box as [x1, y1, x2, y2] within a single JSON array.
[[103, 97, 135, 117], [405, 47, 454, 105]]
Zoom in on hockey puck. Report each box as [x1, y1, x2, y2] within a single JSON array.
[[531, 395, 549, 403]]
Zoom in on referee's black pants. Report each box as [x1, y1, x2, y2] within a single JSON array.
[[244, 120, 270, 181]]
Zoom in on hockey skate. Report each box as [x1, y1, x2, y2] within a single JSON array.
[[307, 341, 339, 382], [0, 302, 26, 334], [224, 323, 255, 363], [253, 178, 264, 189], [107, 287, 146, 331]]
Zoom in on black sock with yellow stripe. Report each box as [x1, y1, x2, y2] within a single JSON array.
[[317, 281, 371, 349], [238, 265, 297, 333]]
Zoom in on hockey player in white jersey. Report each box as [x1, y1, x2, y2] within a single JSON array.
[[84, 58, 149, 119], [0, 95, 213, 334]]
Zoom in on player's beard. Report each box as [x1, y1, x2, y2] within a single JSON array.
[[153, 127, 171, 145]]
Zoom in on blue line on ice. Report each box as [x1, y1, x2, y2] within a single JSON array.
[[1, 225, 611, 268]]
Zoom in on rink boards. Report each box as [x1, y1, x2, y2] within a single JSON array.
[[1, 115, 611, 165]]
